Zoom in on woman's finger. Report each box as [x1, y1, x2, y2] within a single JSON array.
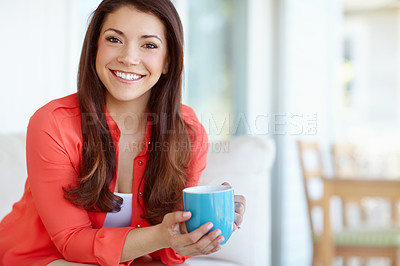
[[234, 195, 246, 210], [182, 229, 223, 256], [162, 211, 191, 236], [234, 212, 243, 227], [200, 229, 224, 255], [235, 201, 246, 216], [171, 222, 213, 249]]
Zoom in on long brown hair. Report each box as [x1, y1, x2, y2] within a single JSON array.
[[64, 0, 192, 224]]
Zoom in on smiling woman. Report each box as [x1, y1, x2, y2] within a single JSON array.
[[0, 1, 246, 266], [96, 7, 169, 105]]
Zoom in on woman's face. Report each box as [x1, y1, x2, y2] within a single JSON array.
[[96, 5, 168, 106]]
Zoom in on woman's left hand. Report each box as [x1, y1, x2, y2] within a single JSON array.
[[222, 182, 246, 231]]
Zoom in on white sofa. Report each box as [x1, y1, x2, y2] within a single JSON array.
[[0, 134, 275, 266]]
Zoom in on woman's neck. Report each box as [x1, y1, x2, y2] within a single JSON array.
[[105, 93, 150, 135]]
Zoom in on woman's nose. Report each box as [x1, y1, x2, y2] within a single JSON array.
[[117, 45, 141, 66]]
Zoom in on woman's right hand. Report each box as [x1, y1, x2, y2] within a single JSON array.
[[159, 211, 224, 256]]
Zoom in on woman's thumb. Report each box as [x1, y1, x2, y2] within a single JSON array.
[[176, 211, 191, 222], [163, 211, 191, 228]]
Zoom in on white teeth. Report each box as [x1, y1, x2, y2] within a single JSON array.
[[113, 71, 142, 81]]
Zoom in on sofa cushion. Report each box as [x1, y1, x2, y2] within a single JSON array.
[[196, 136, 275, 266], [0, 133, 27, 219], [313, 226, 400, 247]]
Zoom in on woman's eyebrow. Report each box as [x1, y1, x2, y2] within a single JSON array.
[[103, 28, 163, 44], [104, 28, 124, 36], [142, 35, 163, 44]]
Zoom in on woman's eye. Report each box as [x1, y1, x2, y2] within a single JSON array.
[[143, 43, 157, 49], [106, 37, 122, 44]]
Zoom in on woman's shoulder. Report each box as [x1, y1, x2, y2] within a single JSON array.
[[30, 93, 80, 121], [181, 104, 208, 143], [28, 93, 81, 134], [181, 104, 201, 127], [33, 93, 80, 117], [181, 104, 205, 131]]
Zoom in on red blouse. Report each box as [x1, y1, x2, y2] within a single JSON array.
[[0, 94, 208, 266]]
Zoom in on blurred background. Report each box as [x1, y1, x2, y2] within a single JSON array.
[[1, 0, 400, 265]]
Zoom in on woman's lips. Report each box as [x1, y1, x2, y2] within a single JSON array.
[[112, 70, 143, 81]]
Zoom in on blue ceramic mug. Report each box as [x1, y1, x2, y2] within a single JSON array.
[[183, 185, 234, 245]]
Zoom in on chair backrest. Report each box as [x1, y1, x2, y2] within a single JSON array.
[[297, 140, 325, 238], [300, 141, 397, 229], [331, 143, 358, 178]]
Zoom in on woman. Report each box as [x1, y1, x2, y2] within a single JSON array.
[[0, 0, 246, 265]]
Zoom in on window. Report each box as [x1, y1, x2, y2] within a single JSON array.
[[177, 0, 247, 141]]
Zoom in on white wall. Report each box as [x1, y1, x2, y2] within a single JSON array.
[[246, 1, 274, 266], [0, 0, 100, 134], [273, 0, 343, 265], [341, 9, 400, 145], [246, 0, 274, 136]]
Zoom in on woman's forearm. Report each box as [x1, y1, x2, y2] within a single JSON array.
[[120, 224, 167, 262]]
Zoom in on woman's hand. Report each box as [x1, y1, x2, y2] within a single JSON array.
[[222, 182, 246, 231], [159, 211, 224, 256]]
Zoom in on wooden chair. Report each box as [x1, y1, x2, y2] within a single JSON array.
[[331, 143, 358, 179], [298, 140, 400, 266], [332, 143, 398, 225], [331, 143, 366, 229]]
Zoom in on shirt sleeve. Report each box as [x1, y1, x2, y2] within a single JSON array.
[[26, 107, 133, 266], [149, 111, 209, 265]]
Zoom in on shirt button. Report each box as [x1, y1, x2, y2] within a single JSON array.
[[137, 224, 141, 228], [138, 160, 143, 166], [138, 192, 143, 197]]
